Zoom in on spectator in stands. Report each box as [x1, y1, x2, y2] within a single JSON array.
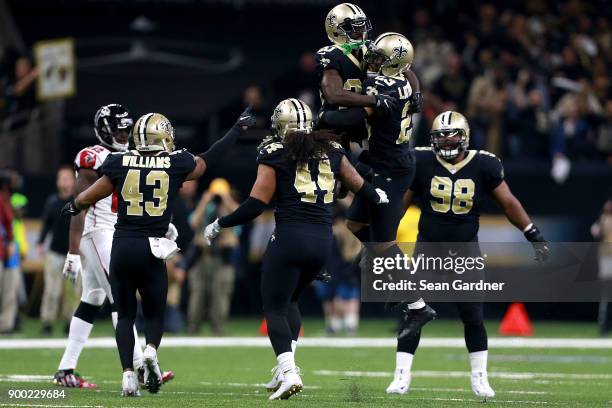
[[0, 193, 28, 333], [0, 172, 15, 334], [5, 55, 38, 130], [591, 198, 612, 336], [550, 95, 594, 159], [37, 166, 78, 336], [429, 52, 471, 112], [186, 178, 239, 335]]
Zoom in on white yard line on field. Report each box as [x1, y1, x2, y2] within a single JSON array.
[[1, 336, 612, 349], [313, 369, 612, 380], [0, 405, 104, 408]]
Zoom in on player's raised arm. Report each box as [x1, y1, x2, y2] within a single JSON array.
[[203, 163, 276, 244], [338, 155, 388, 204], [62, 175, 114, 216], [186, 106, 256, 181], [321, 69, 379, 108], [490, 181, 549, 262]]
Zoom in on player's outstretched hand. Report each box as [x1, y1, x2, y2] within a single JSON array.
[[376, 188, 389, 204], [524, 224, 550, 263], [61, 199, 81, 217], [406, 92, 423, 114], [374, 94, 397, 114], [235, 105, 256, 130], [203, 218, 222, 245], [62, 253, 82, 283]]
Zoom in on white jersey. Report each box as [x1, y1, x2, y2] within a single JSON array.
[[73, 144, 117, 236]]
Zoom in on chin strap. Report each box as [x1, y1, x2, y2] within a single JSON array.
[[340, 41, 367, 55]]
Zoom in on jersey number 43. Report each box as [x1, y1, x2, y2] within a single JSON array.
[[122, 169, 169, 216]]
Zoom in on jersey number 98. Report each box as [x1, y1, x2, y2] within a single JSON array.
[[430, 176, 475, 215]]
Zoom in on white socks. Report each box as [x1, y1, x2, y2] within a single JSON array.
[[277, 352, 296, 375], [291, 340, 297, 355], [58, 317, 93, 370], [344, 313, 359, 331], [469, 350, 488, 373], [396, 352, 414, 372], [407, 298, 426, 310], [329, 316, 343, 332], [111, 311, 144, 369]]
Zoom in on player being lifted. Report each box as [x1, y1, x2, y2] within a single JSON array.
[[54, 104, 174, 388], [203, 98, 389, 400], [316, 3, 397, 146], [320, 33, 437, 337], [386, 111, 549, 398], [63, 107, 256, 396]]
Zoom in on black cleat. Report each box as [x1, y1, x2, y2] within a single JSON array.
[[398, 305, 437, 339]]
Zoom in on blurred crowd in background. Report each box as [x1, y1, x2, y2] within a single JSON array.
[[0, 0, 611, 336]]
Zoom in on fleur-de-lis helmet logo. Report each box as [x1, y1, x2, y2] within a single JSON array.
[[393, 44, 408, 59], [327, 14, 337, 27]]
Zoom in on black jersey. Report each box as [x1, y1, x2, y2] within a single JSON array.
[[315, 45, 368, 143], [411, 148, 504, 242], [101, 149, 196, 238], [257, 138, 346, 226], [362, 74, 415, 176]]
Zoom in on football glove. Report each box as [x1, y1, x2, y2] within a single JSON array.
[[524, 224, 550, 263], [63, 253, 82, 283], [376, 188, 389, 204], [234, 105, 256, 129], [406, 92, 423, 114], [203, 218, 222, 246], [374, 94, 397, 114], [61, 199, 81, 217], [165, 223, 178, 242]]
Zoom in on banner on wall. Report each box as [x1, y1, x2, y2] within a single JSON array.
[[33, 37, 76, 101]]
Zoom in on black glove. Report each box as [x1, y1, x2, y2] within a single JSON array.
[[524, 224, 550, 263], [406, 92, 423, 114], [374, 94, 397, 114], [234, 105, 256, 129], [61, 199, 81, 217]]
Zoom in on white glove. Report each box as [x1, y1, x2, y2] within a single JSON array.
[[166, 223, 179, 242], [63, 253, 82, 283], [203, 218, 222, 246], [376, 188, 389, 204]]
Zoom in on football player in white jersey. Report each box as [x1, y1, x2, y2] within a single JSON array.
[[53, 104, 174, 388]]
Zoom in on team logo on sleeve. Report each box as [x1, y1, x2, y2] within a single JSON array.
[[79, 150, 97, 169]]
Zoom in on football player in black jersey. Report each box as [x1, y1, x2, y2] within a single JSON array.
[[62, 108, 256, 397], [203, 98, 388, 400], [316, 3, 397, 143], [321, 32, 437, 333], [386, 111, 549, 398]]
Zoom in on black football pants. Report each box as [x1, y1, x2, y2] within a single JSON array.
[[110, 236, 168, 370]]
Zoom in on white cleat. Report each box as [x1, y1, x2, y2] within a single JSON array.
[[386, 369, 411, 394], [471, 371, 495, 399], [268, 372, 303, 400], [143, 345, 163, 394], [121, 371, 140, 397], [265, 365, 301, 392]]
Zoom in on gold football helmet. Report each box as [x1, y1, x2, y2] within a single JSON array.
[[430, 111, 470, 160], [366, 32, 414, 78], [325, 3, 371, 45], [271, 98, 313, 139], [133, 113, 175, 153]]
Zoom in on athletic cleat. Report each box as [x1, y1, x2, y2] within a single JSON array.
[[143, 345, 163, 394], [138, 367, 174, 386], [265, 365, 301, 392], [386, 369, 411, 394], [121, 371, 140, 397], [471, 371, 495, 399], [268, 372, 303, 400], [53, 370, 97, 389], [398, 305, 437, 339]]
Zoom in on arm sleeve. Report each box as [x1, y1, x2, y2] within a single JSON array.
[[217, 197, 267, 228], [198, 126, 244, 169], [321, 108, 368, 127], [37, 197, 53, 244], [354, 180, 380, 204]]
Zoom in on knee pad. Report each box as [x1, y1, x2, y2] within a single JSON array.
[[82, 288, 106, 306]]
